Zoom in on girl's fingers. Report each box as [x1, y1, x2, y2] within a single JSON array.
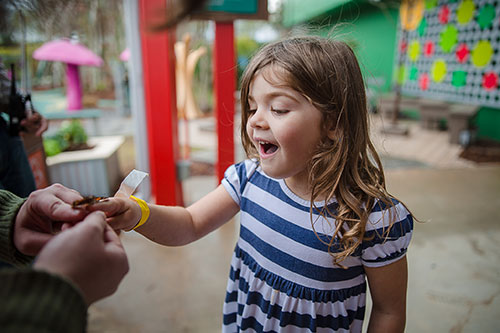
[[86, 199, 124, 216]]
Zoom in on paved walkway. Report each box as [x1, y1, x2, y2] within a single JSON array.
[[77, 111, 500, 332], [370, 116, 476, 169]]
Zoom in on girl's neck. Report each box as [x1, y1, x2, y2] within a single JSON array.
[[284, 174, 320, 201]]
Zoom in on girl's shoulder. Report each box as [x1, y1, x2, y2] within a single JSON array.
[[360, 198, 413, 268], [226, 159, 261, 183], [222, 159, 262, 204], [365, 197, 413, 233], [233, 158, 260, 172]]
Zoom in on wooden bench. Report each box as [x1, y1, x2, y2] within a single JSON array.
[[418, 99, 450, 130], [378, 94, 421, 120], [447, 104, 479, 144], [377, 94, 479, 144]]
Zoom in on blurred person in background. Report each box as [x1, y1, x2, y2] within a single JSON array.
[[0, 58, 47, 198]]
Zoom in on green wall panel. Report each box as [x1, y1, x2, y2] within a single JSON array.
[[283, 1, 399, 95], [476, 107, 500, 142], [282, 0, 351, 27]]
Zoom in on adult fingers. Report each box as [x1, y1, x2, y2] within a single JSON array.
[[35, 116, 48, 136], [15, 229, 53, 256], [49, 184, 84, 204], [30, 184, 86, 221], [60, 222, 77, 232], [70, 211, 107, 239], [103, 225, 129, 276], [48, 201, 87, 222], [103, 224, 123, 246]]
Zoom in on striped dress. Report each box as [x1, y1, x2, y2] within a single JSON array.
[[221, 160, 413, 332]]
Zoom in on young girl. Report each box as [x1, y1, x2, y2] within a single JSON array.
[[98, 35, 413, 332]]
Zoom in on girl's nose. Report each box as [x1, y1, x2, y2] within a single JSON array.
[[248, 108, 268, 129]]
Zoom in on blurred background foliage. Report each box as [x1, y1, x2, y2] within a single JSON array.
[[1, 0, 126, 95], [43, 119, 89, 156]]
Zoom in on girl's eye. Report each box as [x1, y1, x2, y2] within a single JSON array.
[[271, 107, 289, 114], [247, 108, 257, 114]]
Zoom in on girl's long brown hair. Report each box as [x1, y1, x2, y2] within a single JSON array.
[[240, 35, 398, 266]]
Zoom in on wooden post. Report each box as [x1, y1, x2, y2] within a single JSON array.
[[22, 133, 50, 189], [214, 21, 236, 181]]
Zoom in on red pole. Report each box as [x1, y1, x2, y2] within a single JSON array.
[[138, 0, 183, 205], [214, 21, 236, 181]]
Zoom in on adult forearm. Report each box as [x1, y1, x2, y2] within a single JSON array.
[[0, 190, 32, 266], [0, 269, 87, 332]]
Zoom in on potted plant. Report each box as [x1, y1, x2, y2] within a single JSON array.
[[43, 120, 124, 196], [43, 119, 91, 156]]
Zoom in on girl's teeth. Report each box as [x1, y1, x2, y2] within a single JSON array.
[[260, 141, 278, 154]]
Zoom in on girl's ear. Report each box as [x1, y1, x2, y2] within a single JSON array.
[[324, 113, 341, 142], [327, 129, 337, 141], [326, 122, 340, 141], [326, 127, 344, 145]]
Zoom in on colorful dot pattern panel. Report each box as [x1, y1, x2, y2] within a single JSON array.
[[396, 0, 500, 107]]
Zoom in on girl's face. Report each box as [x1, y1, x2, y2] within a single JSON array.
[[246, 67, 324, 195]]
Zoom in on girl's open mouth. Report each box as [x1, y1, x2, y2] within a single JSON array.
[[259, 141, 278, 156]]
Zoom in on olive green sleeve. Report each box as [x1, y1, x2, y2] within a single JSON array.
[[0, 190, 34, 266], [0, 269, 87, 332]]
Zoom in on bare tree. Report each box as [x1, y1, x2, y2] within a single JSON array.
[[1, 0, 125, 94]]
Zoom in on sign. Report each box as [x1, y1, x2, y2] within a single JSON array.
[[395, 0, 500, 107], [191, 0, 268, 21]]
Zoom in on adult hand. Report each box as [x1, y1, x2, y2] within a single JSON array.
[[20, 111, 48, 136], [14, 183, 87, 256], [34, 211, 129, 305]]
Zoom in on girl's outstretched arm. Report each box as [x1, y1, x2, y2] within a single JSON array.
[[365, 256, 408, 333], [92, 184, 240, 246]]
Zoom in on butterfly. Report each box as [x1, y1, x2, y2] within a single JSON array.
[[72, 196, 109, 208]]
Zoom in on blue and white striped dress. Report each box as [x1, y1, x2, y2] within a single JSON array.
[[221, 159, 413, 332]]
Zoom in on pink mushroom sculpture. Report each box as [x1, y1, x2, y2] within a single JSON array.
[[33, 39, 103, 111], [120, 48, 130, 62]]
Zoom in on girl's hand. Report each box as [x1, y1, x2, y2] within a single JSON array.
[[88, 196, 142, 231]]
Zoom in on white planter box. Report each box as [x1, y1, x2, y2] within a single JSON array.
[[46, 136, 125, 196]]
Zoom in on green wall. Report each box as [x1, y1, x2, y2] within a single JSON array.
[[325, 7, 399, 94], [282, 0, 399, 95], [281, 0, 500, 142], [282, 0, 352, 27], [475, 108, 500, 142]]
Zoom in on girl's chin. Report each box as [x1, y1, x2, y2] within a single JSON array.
[[259, 163, 287, 179]]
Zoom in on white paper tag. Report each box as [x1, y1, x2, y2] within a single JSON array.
[[116, 169, 149, 197]]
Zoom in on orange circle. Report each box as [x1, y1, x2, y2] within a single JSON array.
[[400, 0, 425, 31]]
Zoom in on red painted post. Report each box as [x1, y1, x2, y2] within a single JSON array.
[[214, 21, 236, 181], [138, 0, 183, 205]]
